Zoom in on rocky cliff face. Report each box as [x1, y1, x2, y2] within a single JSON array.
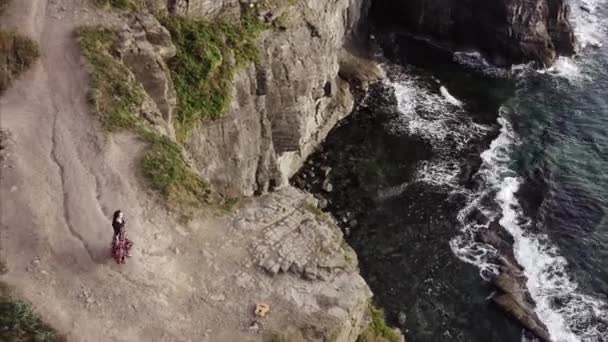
[[371, 0, 576, 66], [175, 0, 371, 197]]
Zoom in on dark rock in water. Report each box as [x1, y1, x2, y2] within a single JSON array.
[[322, 178, 334, 193], [476, 219, 553, 341], [477, 220, 520, 268], [316, 196, 328, 209], [493, 294, 551, 342], [398, 311, 407, 326], [370, 0, 576, 66], [466, 208, 489, 225]]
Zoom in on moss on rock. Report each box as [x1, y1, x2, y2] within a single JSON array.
[[357, 304, 403, 342], [161, 12, 267, 141], [78, 26, 209, 207]]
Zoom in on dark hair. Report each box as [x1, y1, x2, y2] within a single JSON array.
[[113, 210, 122, 222]]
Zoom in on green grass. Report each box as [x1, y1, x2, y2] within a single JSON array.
[[0, 29, 39, 93], [78, 26, 209, 207], [77, 27, 143, 130], [357, 304, 402, 342], [94, 0, 142, 10], [220, 197, 240, 212], [0, 284, 61, 342], [139, 130, 210, 207], [161, 12, 268, 141]]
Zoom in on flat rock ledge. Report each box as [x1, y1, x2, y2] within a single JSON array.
[[226, 186, 372, 341]]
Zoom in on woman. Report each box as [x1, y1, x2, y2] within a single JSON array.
[[111, 210, 133, 264]]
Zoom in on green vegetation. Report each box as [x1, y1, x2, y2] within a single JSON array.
[[357, 304, 402, 342], [140, 131, 210, 207], [0, 29, 39, 93], [220, 197, 240, 212], [161, 12, 268, 141], [270, 333, 291, 342], [78, 26, 209, 207], [77, 27, 143, 130], [304, 202, 331, 224], [0, 284, 61, 342], [94, 0, 142, 10]]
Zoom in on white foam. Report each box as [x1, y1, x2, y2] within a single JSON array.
[[376, 182, 410, 201], [440, 86, 464, 107], [537, 56, 586, 80], [451, 113, 608, 341], [570, 0, 606, 50], [453, 51, 509, 77], [386, 74, 493, 189], [388, 76, 488, 153]]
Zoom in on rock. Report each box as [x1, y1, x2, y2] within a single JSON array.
[[338, 50, 385, 86], [344, 227, 351, 237], [248, 320, 260, 333], [371, 0, 576, 66], [493, 294, 551, 341], [183, 0, 364, 197], [322, 179, 334, 193], [254, 303, 270, 318], [316, 196, 328, 209], [398, 311, 407, 326], [117, 13, 177, 138]]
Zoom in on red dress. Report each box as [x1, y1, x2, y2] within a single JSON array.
[[111, 227, 133, 264]]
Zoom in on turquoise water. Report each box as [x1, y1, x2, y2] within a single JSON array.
[[453, 1, 608, 338], [503, 34, 608, 340], [295, 1, 608, 340]]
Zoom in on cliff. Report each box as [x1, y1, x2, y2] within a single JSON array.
[[371, 0, 576, 66], [134, 0, 373, 198], [0, 0, 387, 340], [187, 0, 366, 197]]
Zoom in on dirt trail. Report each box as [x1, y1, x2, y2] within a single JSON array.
[[0, 1, 244, 340], [1, 2, 372, 341]]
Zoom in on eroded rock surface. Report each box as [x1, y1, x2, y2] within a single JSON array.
[[225, 187, 372, 341], [117, 13, 177, 137], [182, 0, 372, 197]]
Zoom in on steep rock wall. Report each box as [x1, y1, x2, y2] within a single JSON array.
[[182, 0, 367, 197], [371, 0, 576, 66]]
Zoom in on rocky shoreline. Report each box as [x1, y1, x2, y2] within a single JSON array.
[[1, 0, 579, 340], [292, 54, 553, 340]]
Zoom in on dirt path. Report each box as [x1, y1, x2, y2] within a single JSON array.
[[1, 2, 371, 342], [0, 1, 233, 340]]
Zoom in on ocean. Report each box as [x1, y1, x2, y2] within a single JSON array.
[[294, 0, 608, 340]]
